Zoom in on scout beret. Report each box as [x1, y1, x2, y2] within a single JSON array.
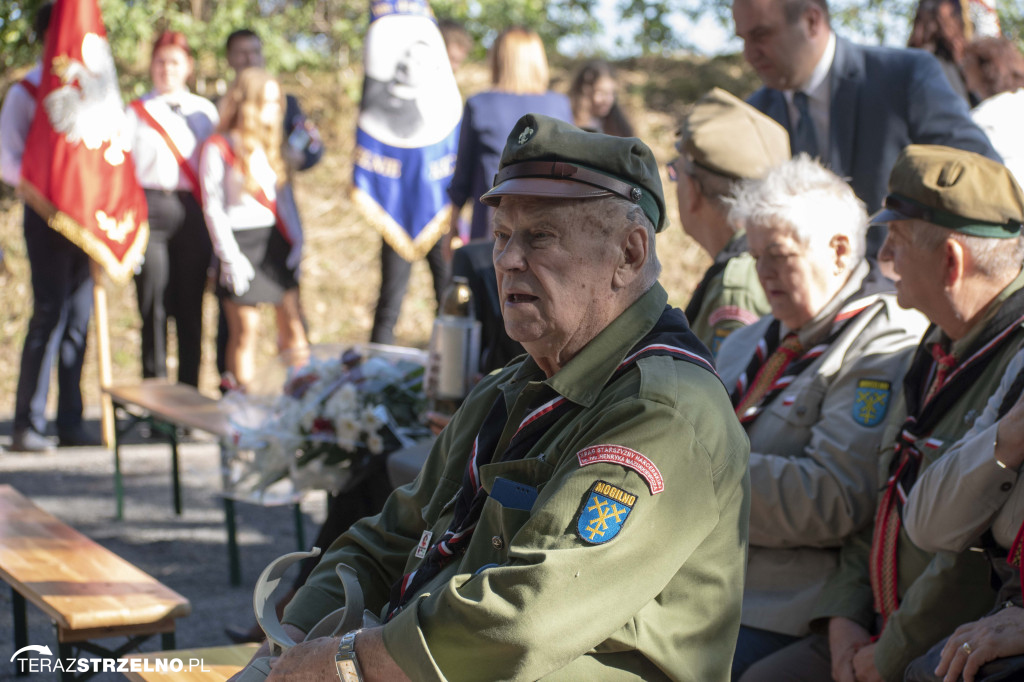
[[480, 113, 666, 232], [871, 144, 1024, 238], [677, 87, 790, 180]]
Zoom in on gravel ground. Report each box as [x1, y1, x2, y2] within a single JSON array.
[[0, 414, 329, 681]]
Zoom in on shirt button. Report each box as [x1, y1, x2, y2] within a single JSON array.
[[1001, 482, 1013, 492], [491, 535, 504, 550]]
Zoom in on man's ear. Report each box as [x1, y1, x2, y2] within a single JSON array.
[[613, 224, 649, 289], [943, 236, 966, 289]]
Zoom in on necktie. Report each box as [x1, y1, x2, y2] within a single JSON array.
[[791, 91, 819, 158], [735, 332, 804, 419]]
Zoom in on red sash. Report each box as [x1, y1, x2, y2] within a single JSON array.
[[129, 99, 202, 203], [19, 79, 38, 99], [203, 134, 293, 245]]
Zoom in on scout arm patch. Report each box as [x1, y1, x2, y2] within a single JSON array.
[[577, 444, 664, 494], [853, 379, 892, 427], [574, 481, 637, 544]]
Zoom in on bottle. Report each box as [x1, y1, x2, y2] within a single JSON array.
[[426, 277, 481, 402]]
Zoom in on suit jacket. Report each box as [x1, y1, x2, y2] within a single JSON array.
[[748, 36, 999, 218]]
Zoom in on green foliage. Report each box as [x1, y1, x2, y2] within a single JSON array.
[[0, 0, 48, 81]]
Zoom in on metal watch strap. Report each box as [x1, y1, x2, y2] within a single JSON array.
[[335, 630, 364, 682]]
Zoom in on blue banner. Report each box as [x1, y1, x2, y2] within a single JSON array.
[[353, 0, 462, 261]]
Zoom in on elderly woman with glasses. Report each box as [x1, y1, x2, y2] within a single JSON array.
[[714, 155, 928, 680]]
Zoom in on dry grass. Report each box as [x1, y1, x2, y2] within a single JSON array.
[[0, 55, 759, 415]]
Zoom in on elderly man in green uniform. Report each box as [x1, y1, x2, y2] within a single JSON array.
[[240, 115, 750, 681], [739, 144, 1024, 682], [671, 87, 789, 356]]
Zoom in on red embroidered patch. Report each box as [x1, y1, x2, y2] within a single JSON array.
[[577, 445, 665, 494], [707, 305, 761, 327]]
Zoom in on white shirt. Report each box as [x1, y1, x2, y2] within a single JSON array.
[[0, 63, 42, 188], [126, 90, 218, 192], [199, 138, 280, 261], [971, 89, 1024, 190], [784, 32, 836, 163]]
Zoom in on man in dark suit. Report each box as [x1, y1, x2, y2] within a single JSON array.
[[732, 0, 999, 256]]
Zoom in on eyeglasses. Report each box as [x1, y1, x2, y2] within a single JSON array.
[[666, 157, 679, 183]]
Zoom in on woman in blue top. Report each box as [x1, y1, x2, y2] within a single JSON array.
[[447, 27, 572, 243]]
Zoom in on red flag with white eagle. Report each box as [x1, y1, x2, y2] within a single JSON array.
[[19, 0, 148, 284]]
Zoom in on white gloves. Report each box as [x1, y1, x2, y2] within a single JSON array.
[[220, 254, 256, 297]]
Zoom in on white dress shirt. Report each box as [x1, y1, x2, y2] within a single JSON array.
[[126, 89, 218, 192], [0, 64, 42, 188], [784, 32, 836, 164]]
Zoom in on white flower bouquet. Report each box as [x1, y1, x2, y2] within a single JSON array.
[[224, 345, 431, 497]]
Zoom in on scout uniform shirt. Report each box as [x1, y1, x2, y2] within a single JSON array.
[[685, 233, 770, 357], [715, 260, 926, 637], [813, 267, 1024, 682], [283, 283, 751, 682]]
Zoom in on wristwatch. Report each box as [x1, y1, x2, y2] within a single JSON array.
[[335, 631, 364, 682]]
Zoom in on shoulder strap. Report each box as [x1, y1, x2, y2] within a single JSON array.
[[130, 99, 202, 202]]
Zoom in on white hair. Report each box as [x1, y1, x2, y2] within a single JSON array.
[[726, 154, 867, 261], [910, 222, 1024, 277]]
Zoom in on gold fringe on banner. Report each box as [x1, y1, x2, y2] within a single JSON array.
[[352, 187, 452, 262], [19, 180, 149, 285]]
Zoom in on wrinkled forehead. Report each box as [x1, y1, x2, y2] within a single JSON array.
[[491, 195, 590, 226]]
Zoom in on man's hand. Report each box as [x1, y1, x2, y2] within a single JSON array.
[[829, 617, 872, 682], [851, 642, 883, 682], [266, 636, 339, 682], [355, 627, 412, 682], [936, 607, 1024, 682]]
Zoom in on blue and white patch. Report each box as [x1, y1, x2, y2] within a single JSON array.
[[853, 379, 891, 427], [575, 481, 636, 545]]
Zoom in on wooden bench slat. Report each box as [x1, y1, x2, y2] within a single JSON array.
[[0, 485, 191, 632], [105, 379, 230, 439]]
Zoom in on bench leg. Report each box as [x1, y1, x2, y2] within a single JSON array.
[[112, 406, 126, 521], [12, 588, 28, 677], [293, 503, 306, 551], [169, 428, 182, 515], [162, 630, 176, 650], [224, 497, 242, 586], [57, 641, 74, 682]]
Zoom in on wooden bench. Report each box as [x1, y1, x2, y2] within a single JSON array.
[[121, 643, 259, 681], [0, 485, 191, 680], [104, 380, 232, 519], [103, 379, 305, 586]]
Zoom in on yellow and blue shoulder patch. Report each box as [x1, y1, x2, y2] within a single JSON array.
[[853, 379, 891, 427], [575, 481, 636, 545]]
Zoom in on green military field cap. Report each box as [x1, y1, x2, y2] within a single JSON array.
[[677, 87, 790, 180], [480, 113, 666, 232], [871, 144, 1024, 238]]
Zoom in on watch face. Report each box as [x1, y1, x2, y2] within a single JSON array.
[[336, 659, 361, 682]]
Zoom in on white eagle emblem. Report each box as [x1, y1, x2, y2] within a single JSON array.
[[43, 33, 131, 166]]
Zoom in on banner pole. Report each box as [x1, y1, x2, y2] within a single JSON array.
[[91, 260, 115, 449]]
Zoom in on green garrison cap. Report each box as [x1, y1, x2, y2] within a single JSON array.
[[678, 87, 790, 180], [480, 113, 667, 232], [871, 144, 1024, 238]]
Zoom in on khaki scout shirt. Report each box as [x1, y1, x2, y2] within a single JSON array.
[[813, 269, 1024, 682], [283, 283, 751, 681], [716, 261, 927, 636], [688, 234, 770, 358]]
